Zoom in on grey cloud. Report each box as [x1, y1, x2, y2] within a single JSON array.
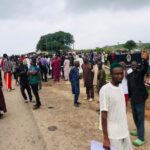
[[65, 0, 150, 12], [0, 0, 33, 18], [0, 0, 64, 20]]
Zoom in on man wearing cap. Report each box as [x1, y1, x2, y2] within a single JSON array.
[[100, 63, 132, 150]]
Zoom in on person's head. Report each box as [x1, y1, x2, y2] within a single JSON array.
[[120, 61, 126, 69], [79, 54, 82, 58], [131, 61, 138, 71], [3, 54, 8, 59], [74, 61, 80, 68], [19, 59, 23, 65], [110, 63, 124, 85], [31, 58, 36, 66], [65, 56, 69, 59], [83, 57, 88, 64]]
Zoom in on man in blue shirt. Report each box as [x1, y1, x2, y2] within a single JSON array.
[[69, 61, 80, 107]]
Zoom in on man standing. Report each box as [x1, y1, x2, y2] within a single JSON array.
[[82, 57, 94, 101], [100, 63, 132, 150], [69, 61, 80, 107], [40, 55, 48, 82], [28, 59, 41, 109], [127, 59, 148, 146], [18, 60, 32, 103]]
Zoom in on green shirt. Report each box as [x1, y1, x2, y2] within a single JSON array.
[[28, 65, 40, 85]]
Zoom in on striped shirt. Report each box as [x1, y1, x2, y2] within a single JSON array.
[[99, 82, 129, 139]]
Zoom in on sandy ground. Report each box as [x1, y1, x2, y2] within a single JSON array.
[[1, 78, 150, 150], [0, 86, 47, 150]]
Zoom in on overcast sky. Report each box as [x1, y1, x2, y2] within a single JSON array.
[[0, 0, 150, 55]]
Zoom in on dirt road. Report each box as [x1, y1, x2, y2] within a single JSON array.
[[0, 79, 150, 150], [0, 86, 47, 150]]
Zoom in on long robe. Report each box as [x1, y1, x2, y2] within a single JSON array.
[[69, 67, 80, 94], [93, 64, 98, 86], [82, 63, 94, 88], [0, 70, 7, 113], [64, 59, 70, 80], [51, 57, 61, 81]]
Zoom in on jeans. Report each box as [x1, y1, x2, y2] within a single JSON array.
[[30, 84, 41, 107], [131, 102, 145, 141], [74, 93, 79, 104]]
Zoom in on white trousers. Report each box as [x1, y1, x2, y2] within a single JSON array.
[[110, 136, 133, 150]]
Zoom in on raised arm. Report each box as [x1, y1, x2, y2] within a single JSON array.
[[141, 59, 148, 76]]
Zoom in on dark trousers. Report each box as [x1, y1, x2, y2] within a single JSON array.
[[30, 84, 41, 106], [41, 66, 47, 81], [86, 86, 94, 99], [20, 84, 32, 101], [74, 93, 79, 104], [131, 102, 145, 141]]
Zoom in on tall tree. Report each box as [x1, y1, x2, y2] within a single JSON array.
[[36, 31, 74, 52], [124, 40, 137, 51]]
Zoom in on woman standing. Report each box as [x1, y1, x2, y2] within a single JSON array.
[[0, 68, 7, 119]]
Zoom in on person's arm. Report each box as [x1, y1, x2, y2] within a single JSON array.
[[102, 112, 110, 150], [141, 59, 148, 75], [69, 68, 73, 82], [127, 75, 131, 99], [100, 88, 110, 150]]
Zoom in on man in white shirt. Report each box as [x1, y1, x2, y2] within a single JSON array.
[[75, 55, 83, 74], [100, 63, 132, 150]]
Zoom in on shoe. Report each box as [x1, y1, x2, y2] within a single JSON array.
[[33, 105, 40, 110], [7, 89, 11, 92], [89, 98, 93, 102], [130, 130, 138, 136], [74, 103, 79, 107], [24, 100, 28, 103], [0, 114, 4, 119], [77, 102, 81, 105], [132, 139, 144, 146]]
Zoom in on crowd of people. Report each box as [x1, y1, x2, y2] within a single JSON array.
[[0, 50, 149, 149]]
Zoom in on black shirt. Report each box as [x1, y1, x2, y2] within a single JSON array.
[[18, 64, 29, 86], [127, 60, 148, 103]]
